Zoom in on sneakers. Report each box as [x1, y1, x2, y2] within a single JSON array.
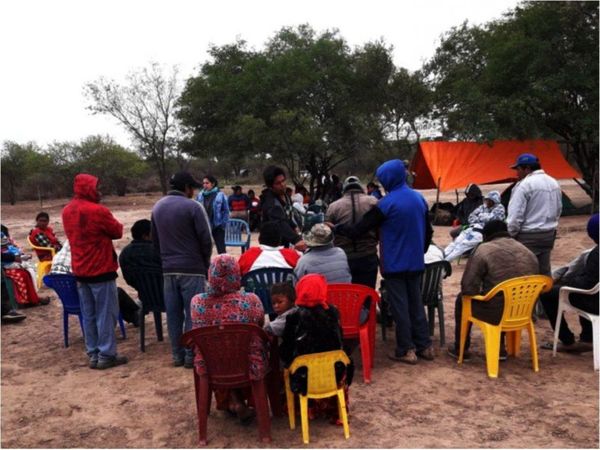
[[97, 355, 128, 370], [173, 359, 185, 367], [184, 359, 194, 369], [416, 346, 435, 361], [447, 345, 471, 361], [89, 358, 98, 369], [388, 349, 418, 365], [1, 310, 26, 323]]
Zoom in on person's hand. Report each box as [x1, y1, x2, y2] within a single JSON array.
[[294, 240, 308, 252]]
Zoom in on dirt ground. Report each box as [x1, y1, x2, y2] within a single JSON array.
[[1, 180, 598, 448]]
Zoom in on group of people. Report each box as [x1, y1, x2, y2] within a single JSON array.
[[4, 150, 598, 429]]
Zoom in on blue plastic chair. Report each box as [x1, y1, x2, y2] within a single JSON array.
[[43, 274, 126, 347], [225, 219, 251, 254], [241, 268, 297, 316]]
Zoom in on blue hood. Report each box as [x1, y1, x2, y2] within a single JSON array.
[[376, 160, 406, 193]]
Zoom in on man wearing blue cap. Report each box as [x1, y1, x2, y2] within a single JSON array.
[[506, 153, 562, 276]]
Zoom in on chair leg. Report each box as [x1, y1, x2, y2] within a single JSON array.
[[527, 322, 539, 372], [552, 302, 566, 357], [591, 317, 600, 371], [63, 311, 69, 348], [458, 318, 470, 364], [438, 301, 446, 348], [506, 330, 522, 357], [118, 314, 127, 339], [154, 311, 163, 341], [299, 395, 310, 444], [251, 380, 272, 443], [284, 370, 296, 430], [481, 325, 501, 378], [337, 389, 350, 439], [196, 374, 210, 446], [381, 298, 387, 342], [359, 327, 372, 384], [427, 305, 435, 336], [140, 310, 146, 352]]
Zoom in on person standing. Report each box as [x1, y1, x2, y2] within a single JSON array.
[[335, 160, 434, 364], [62, 174, 127, 370], [326, 175, 378, 288], [261, 166, 307, 251], [152, 172, 213, 368], [507, 153, 562, 277], [196, 175, 230, 254]]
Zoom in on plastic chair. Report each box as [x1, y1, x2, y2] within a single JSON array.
[[27, 236, 55, 288], [43, 274, 127, 347], [458, 275, 553, 378], [224, 219, 251, 254], [126, 269, 165, 352], [284, 350, 351, 444], [421, 261, 452, 347], [241, 268, 296, 316], [180, 324, 278, 445], [327, 284, 380, 384], [553, 283, 600, 370]]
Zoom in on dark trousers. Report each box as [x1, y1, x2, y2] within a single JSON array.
[[348, 254, 378, 289], [386, 275, 431, 356], [117, 287, 140, 326], [454, 293, 505, 352], [212, 226, 226, 254], [540, 286, 597, 344]]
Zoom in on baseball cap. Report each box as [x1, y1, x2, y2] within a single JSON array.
[[169, 171, 202, 190], [510, 153, 539, 169], [342, 175, 362, 192]]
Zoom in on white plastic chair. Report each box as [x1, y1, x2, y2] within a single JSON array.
[[553, 283, 600, 370]]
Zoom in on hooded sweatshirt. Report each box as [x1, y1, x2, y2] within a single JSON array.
[[62, 174, 123, 282]]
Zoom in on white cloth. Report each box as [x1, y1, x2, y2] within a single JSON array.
[[425, 244, 445, 264], [507, 170, 562, 236], [444, 228, 483, 262], [248, 245, 295, 272]]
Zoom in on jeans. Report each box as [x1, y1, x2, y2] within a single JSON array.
[[212, 226, 226, 254], [77, 280, 119, 362], [540, 285, 596, 344], [348, 254, 379, 289], [385, 275, 431, 356], [163, 274, 206, 363]]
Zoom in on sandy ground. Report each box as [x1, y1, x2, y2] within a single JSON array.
[[1, 181, 598, 448]]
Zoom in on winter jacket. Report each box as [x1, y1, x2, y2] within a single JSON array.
[[294, 244, 351, 284], [261, 189, 301, 246], [454, 184, 483, 225], [238, 245, 300, 275], [119, 239, 163, 289], [467, 191, 506, 229], [61, 174, 123, 282], [151, 190, 213, 275], [461, 233, 539, 324], [196, 190, 230, 229], [29, 226, 62, 261], [228, 193, 250, 212], [326, 189, 378, 259]]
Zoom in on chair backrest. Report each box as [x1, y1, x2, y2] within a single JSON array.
[[180, 324, 268, 387], [421, 260, 452, 306], [43, 273, 81, 314], [489, 275, 553, 328], [127, 269, 165, 313], [225, 219, 251, 246], [289, 350, 350, 396], [327, 284, 380, 335], [27, 236, 56, 260], [242, 268, 297, 315]]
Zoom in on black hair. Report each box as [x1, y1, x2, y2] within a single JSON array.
[[263, 165, 286, 188], [248, 189, 255, 196], [259, 221, 282, 247], [270, 282, 296, 303], [367, 182, 379, 189], [36, 211, 50, 221], [482, 220, 509, 242], [203, 174, 218, 187], [519, 162, 542, 172], [131, 219, 152, 240]]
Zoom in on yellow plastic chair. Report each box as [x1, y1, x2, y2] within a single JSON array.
[[458, 275, 553, 378], [284, 350, 351, 444], [27, 237, 56, 288]]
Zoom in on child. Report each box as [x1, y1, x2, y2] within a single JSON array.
[[264, 282, 297, 337], [29, 212, 62, 261]]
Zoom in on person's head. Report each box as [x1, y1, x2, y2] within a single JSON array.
[[270, 282, 296, 316], [206, 254, 241, 297], [366, 182, 378, 193], [587, 214, 599, 245], [263, 165, 287, 195], [464, 183, 482, 200], [295, 274, 329, 309], [482, 220, 509, 242], [483, 191, 501, 208], [285, 187, 293, 197], [73, 173, 100, 202], [248, 189, 256, 198], [510, 153, 541, 181], [35, 212, 50, 229], [302, 223, 334, 248], [203, 175, 218, 191], [131, 219, 152, 241], [169, 171, 202, 198], [232, 185, 242, 195], [258, 221, 282, 247], [342, 176, 362, 193]]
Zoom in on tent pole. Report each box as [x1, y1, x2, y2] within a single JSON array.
[[455, 189, 459, 205], [434, 178, 441, 224]]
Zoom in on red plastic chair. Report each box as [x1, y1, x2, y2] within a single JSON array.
[[180, 324, 279, 445], [327, 283, 380, 384]]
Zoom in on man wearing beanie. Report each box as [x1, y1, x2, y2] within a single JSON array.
[[539, 214, 599, 352], [447, 220, 539, 360], [326, 175, 379, 288]]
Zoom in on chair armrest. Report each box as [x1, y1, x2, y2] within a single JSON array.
[[462, 294, 489, 302], [559, 284, 600, 297]]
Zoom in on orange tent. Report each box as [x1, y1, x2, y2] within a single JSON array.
[[411, 140, 581, 192]]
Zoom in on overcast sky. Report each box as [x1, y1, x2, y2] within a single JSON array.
[[1, 0, 519, 149]]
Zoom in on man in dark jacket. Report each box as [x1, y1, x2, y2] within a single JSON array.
[[151, 172, 213, 368], [335, 160, 434, 364], [62, 174, 127, 370], [119, 219, 162, 289], [451, 183, 483, 238], [260, 166, 307, 251]]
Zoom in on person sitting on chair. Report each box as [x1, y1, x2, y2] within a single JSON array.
[[450, 183, 483, 239], [228, 185, 251, 220], [540, 214, 599, 353], [29, 212, 63, 261], [447, 220, 539, 361], [119, 219, 163, 290]]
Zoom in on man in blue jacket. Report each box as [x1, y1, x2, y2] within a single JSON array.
[[335, 160, 433, 364]]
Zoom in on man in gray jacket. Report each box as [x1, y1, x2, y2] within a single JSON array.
[[151, 172, 213, 368]]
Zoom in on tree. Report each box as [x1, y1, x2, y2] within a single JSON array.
[[1, 141, 49, 205], [426, 2, 599, 197], [85, 63, 182, 194]]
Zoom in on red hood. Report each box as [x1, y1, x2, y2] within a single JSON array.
[[73, 174, 99, 202], [295, 274, 329, 309]]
